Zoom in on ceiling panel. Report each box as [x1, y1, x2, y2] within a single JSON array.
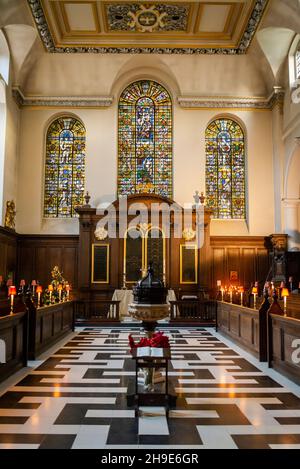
[[63, 2, 98, 31], [28, 0, 270, 54]]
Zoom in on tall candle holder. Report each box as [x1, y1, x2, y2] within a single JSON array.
[[48, 284, 53, 303], [8, 286, 17, 314], [229, 287, 233, 304], [252, 286, 258, 309], [31, 280, 37, 296], [36, 285, 43, 308], [122, 272, 127, 290], [239, 286, 244, 306], [281, 287, 289, 316], [58, 284, 62, 302]]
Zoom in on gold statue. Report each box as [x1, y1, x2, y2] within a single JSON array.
[[4, 200, 16, 230]]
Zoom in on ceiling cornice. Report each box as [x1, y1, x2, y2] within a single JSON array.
[[12, 87, 113, 108], [12, 86, 284, 110]]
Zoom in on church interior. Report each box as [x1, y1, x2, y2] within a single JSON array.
[[0, 0, 300, 451]]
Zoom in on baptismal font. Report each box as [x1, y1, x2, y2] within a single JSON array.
[[128, 263, 170, 335], [128, 264, 172, 393]]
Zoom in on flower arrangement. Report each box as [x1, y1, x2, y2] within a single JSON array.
[[128, 331, 170, 352], [43, 266, 70, 305]]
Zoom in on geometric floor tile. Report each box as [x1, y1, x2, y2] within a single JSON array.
[[0, 326, 300, 449]]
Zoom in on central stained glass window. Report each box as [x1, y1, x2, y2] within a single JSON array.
[[44, 117, 85, 218], [118, 80, 172, 198], [205, 118, 246, 219]]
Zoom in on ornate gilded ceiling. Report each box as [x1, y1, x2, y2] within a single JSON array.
[[28, 0, 269, 54]]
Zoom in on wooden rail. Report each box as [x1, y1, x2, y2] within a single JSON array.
[[170, 299, 217, 323], [74, 299, 120, 322]]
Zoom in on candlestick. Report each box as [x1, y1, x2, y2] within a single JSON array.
[[8, 286, 17, 314], [58, 284, 62, 302], [220, 287, 224, 302], [48, 284, 53, 303], [31, 280, 37, 296], [239, 287, 244, 306], [36, 285, 42, 308], [65, 284, 70, 301], [229, 288, 233, 304], [281, 287, 289, 316], [252, 286, 258, 309]]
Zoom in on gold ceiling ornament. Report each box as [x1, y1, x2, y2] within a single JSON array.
[[94, 226, 108, 240], [182, 227, 196, 241], [128, 5, 167, 33]]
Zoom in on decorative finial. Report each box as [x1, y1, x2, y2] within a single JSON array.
[[193, 190, 200, 206], [193, 191, 205, 207], [84, 191, 91, 207]]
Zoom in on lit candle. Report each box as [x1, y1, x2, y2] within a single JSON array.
[[65, 284, 70, 300], [220, 287, 225, 302], [48, 284, 53, 303], [281, 287, 289, 316], [31, 280, 37, 296], [8, 286, 17, 314], [239, 286, 244, 306], [252, 286, 258, 309], [58, 284, 62, 302], [36, 285, 43, 308], [229, 287, 233, 303]]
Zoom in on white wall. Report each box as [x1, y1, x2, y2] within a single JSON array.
[[16, 95, 275, 236]]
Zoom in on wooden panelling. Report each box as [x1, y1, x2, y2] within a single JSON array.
[[1, 225, 270, 298], [0, 227, 18, 282], [217, 302, 261, 358], [27, 300, 74, 359], [0, 311, 28, 383], [210, 236, 269, 289], [17, 235, 79, 292], [269, 314, 300, 385]]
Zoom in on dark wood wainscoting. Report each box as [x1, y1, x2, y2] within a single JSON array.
[[1, 227, 271, 298], [269, 314, 300, 385], [0, 227, 18, 281], [217, 302, 261, 359], [17, 235, 79, 292], [210, 236, 270, 289], [27, 300, 74, 359], [0, 311, 28, 383]]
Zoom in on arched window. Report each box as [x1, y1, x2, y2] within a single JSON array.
[[289, 34, 300, 89], [44, 117, 85, 218], [118, 80, 172, 198], [205, 118, 246, 219], [295, 47, 300, 80]]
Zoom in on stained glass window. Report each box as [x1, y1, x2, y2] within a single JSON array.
[[296, 49, 300, 79], [44, 117, 85, 218], [205, 118, 245, 219], [118, 80, 172, 198]]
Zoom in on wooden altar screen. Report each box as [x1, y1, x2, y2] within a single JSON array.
[[75, 194, 212, 304]]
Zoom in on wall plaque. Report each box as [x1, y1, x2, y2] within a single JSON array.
[[180, 244, 198, 284], [92, 244, 109, 283]]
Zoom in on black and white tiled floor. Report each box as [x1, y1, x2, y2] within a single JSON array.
[[0, 326, 300, 449]]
